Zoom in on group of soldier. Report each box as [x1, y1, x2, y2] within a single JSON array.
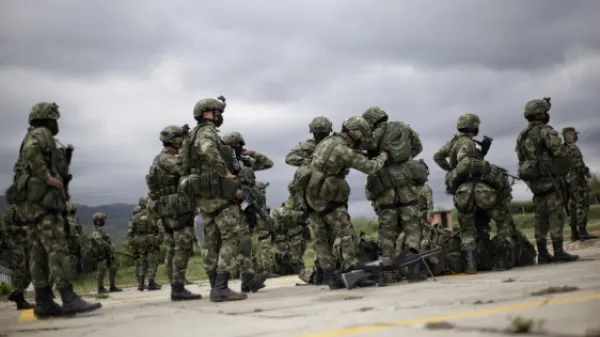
[[0, 95, 596, 318]]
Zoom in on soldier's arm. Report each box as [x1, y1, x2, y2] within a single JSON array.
[[409, 128, 424, 158], [515, 133, 525, 165], [284, 141, 312, 166], [21, 132, 52, 182], [197, 130, 230, 176], [568, 145, 591, 178], [425, 185, 434, 218], [248, 151, 274, 171], [341, 144, 385, 175], [126, 218, 135, 241], [456, 140, 477, 164], [541, 127, 569, 158], [433, 141, 452, 171]]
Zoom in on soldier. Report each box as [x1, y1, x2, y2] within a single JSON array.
[[285, 116, 333, 166], [6, 102, 100, 317], [302, 116, 388, 289], [418, 183, 434, 225], [515, 98, 578, 263], [1, 205, 33, 310], [65, 202, 82, 278], [272, 195, 310, 274], [91, 213, 123, 294], [434, 114, 516, 273], [127, 198, 162, 292], [145, 125, 201, 301], [178, 97, 247, 302], [562, 127, 597, 241], [361, 107, 425, 281], [254, 181, 279, 278]]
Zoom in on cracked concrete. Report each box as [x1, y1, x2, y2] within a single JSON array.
[[1, 248, 599, 337]]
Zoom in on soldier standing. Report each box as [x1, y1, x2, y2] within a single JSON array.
[[65, 202, 82, 278], [91, 213, 123, 294], [562, 127, 597, 241], [6, 102, 100, 318], [272, 195, 310, 274], [2, 205, 34, 310], [127, 199, 162, 291], [515, 98, 579, 263], [145, 126, 201, 301], [418, 183, 434, 224], [303, 116, 388, 289]]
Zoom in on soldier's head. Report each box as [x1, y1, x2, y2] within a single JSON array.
[[362, 107, 388, 130], [193, 97, 226, 127], [309, 116, 333, 142], [222, 131, 246, 158], [28, 102, 61, 136], [341, 116, 371, 148], [562, 127, 578, 144], [456, 114, 480, 137], [523, 97, 551, 124], [160, 125, 187, 152], [138, 196, 148, 208], [66, 202, 77, 216], [92, 212, 106, 226]]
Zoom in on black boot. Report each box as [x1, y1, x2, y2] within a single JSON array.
[[33, 286, 63, 318], [8, 291, 34, 310], [552, 239, 579, 262], [137, 276, 145, 291], [240, 271, 268, 293], [97, 286, 109, 294], [570, 226, 580, 242], [207, 271, 217, 289], [324, 269, 344, 290], [147, 279, 161, 291], [210, 273, 247, 302], [314, 267, 325, 285], [109, 284, 123, 292], [59, 285, 102, 316], [170, 283, 202, 301], [464, 250, 477, 274], [536, 239, 554, 264], [579, 227, 598, 241], [292, 263, 304, 275]]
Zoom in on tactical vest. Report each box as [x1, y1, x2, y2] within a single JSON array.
[[146, 151, 193, 219], [516, 125, 570, 182], [146, 151, 180, 197], [136, 212, 150, 234]]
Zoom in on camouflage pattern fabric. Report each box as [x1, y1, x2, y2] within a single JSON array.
[[65, 214, 81, 277], [91, 225, 117, 288], [285, 139, 318, 167], [272, 198, 308, 268], [128, 208, 162, 282], [159, 219, 175, 284], [564, 140, 592, 230], [1, 206, 32, 292], [417, 184, 434, 221]]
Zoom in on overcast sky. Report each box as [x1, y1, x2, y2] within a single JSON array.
[[1, 0, 599, 218]]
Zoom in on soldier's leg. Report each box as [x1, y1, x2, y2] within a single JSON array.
[[533, 194, 554, 264], [487, 205, 515, 270], [457, 212, 477, 274], [323, 206, 360, 289], [171, 225, 201, 301], [399, 205, 424, 281], [577, 187, 597, 240], [164, 231, 175, 285], [96, 259, 108, 292], [108, 257, 122, 292], [288, 225, 307, 273], [237, 225, 268, 293], [135, 252, 145, 291], [546, 193, 579, 262], [34, 214, 101, 317], [8, 245, 33, 310], [567, 185, 580, 241], [146, 247, 161, 290], [255, 230, 278, 277], [202, 220, 220, 288]]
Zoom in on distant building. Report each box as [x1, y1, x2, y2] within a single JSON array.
[[429, 210, 453, 229], [0, 264, 13, 286]]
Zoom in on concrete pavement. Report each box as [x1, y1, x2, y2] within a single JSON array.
[[1, 248, 600, 337]]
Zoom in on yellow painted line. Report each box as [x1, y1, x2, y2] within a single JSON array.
[[296, 293, 600, 337], [18, 309, 37, 322]]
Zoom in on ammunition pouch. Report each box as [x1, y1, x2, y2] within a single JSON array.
[[366, 160, 427, 199], [306, 171, 350, 211], [444, 170, 461, 195], [548, 155, 571, 177], [518, 159, 540, 181], [455, 158, 491, 179], [156, 193, 193, 218], [184, 172, 238, 199], [6, 175, 66, 212]]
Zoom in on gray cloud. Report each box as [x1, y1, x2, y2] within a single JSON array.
[[1, 0, 599, 218]]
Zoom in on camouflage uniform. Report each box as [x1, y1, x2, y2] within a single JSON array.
[[222, 131, 273, 290], [254, 181, 278, 278], [516, 98, 578, 263], [304, 116, 387, 289], [434, 114, 515, 273], [5, 102, 100, 318], [361, 107, 424, 281], [157, 218, 175, 283], [180, 98, 246, 302], [127, 197, 162, 291], [272, 196, 309, 274], [1, 205, 33, 310], [145, 126, 201, 301], [91, 213, 122, 294], [65, 202, 82, 279], [417, 184, 434, 223], [562, 127, 597, 241]]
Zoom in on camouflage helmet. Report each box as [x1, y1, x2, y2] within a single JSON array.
[[193, 98, 224, 119], [138, 196, 148, 207], [456, 114, 480, 130], [309, 116, 333, 134], [92, 212, 106, 222], [524, 98, 551, 118], [66, 202, 77, 213], [342, 116, 371, 141], [28, 102, 60, 125], [160, 125, 187, 145], [222, 131, 245, 146], [361, 107, 388, 127]]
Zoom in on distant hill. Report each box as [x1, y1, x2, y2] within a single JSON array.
[[0, 195, 135, 243]]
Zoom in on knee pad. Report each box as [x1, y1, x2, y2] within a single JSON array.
[[239, 235, 253, 257]]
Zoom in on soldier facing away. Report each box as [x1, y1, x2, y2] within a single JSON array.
[[272, 195, 310, 274], [91, 213, 123, 294], [515, 98, 578, 263], [178, 97, 247, 302], [127, 197, 162, 291], [285, 116, 333, 167], [5, 102, 100, 318], [562, 127, 597, 241]]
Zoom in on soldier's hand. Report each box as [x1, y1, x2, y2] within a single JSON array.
[[587, 178, 593, 187], [46, 177, 64, 190], [380, 151, 389, 162], [235, 189, 244, 200], [221, 174, 236, 180], [242, 148, 254, 156]]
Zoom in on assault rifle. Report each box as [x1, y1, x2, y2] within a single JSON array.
[[56, 141, 74, 201], [474, 135, 493, 157], [239, 187, 275, 240], [341, 245, 442, 290]]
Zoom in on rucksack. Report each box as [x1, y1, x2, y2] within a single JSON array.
[[378, 121, 413, 164]]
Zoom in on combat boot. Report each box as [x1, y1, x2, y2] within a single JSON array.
[[147, 280, 161, 291], [536, 239, 554, 264], [314, 267, 325, 285], [240, 271, 269, 293], [210, 273, 247, 302], [579, 227, 598, 241], [207, 270, 217, 289], [33, 286, 63, 319], [324, 269, 344, 290], [137, 276, 145, 291], [570, 226, 580, 242], [8, 291, 34, 310], [109, 284, 123, 292], [464, 250, 477, 274], [170, 283, 202, 301], [552, 240, 579, 262], [59, 284, 102, 316], [97, 286, 109, 294], [292, 263, 305, 275]]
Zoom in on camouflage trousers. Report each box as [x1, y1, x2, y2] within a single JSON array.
[[135, 245, 160, 281], [372, 187, 422, 265], [68, 254, 80, 279], [197, 198, 243, 274], [9, 242, 31, 292], [236, 224, 255, 275], [253, 229, 275, 273], [97, 255, 117, 288], [533, 191, 566, 242], [162, 218, 195, 285], [567, 181, 590, 229], [285, 224, 308, 265], [162, 229, 175, 284], [309, 205, 359, 271]]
